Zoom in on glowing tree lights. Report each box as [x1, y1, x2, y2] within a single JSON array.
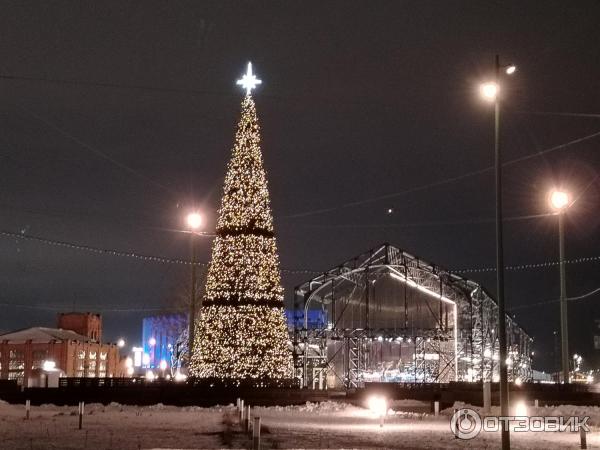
[[189, 63, 292, 380]]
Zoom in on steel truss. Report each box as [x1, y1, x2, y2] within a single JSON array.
[[293, 244, 532, 389]]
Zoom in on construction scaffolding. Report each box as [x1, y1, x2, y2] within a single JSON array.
[[293, 244, 532, 389]]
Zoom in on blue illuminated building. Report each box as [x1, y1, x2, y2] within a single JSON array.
[[284, 309, 327, 329], [141, 309, 326, 369], [142, 314, 187, 369]]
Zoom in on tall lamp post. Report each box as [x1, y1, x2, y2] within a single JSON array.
[[480, 55, 516, 450], [186, 212, 203, 363], [549, 189, 571, 383]]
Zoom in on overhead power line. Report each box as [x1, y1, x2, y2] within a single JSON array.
[[3, 284, 599, 314], [0, 301, 166, 313], [2, 229, 600, 276], [515, 111, 600, 119], [285, 130, 600, 218], [454, 254, 600, 274], [508, 286, 600, 313], [0, 229, 319, 275], [16, 104, 180, 198]]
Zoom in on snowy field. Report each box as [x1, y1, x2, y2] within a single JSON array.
[[1, 399, 599, 449]]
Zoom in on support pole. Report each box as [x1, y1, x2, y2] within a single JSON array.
[[580, 426, 587, 449], [239, 399, 244, 422], [494, 53, 510, 450], [483, 382, 491, 414], [252, 416, 261, 450], [245, 405, 251, 432], [188, 233, 197, 361], [25, 399, 30, 420], [434, 401, 439, 417], [558, 212, 569, 384], [78, 401, 84, 430]]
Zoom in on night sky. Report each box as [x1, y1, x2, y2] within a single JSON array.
[[0, 1, 599, 372]]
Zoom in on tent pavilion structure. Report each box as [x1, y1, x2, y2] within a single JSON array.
[[292, 244, 532, 389]]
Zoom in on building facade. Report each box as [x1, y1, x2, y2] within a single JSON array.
[[0, 313, 122, 385], [142, 314, 187, 371]]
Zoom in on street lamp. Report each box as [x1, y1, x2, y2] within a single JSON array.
[[187, 212, 202, 230], [549, 188, 571, 383], [479, 55, 516, 450], [186, 211, 203, 365]]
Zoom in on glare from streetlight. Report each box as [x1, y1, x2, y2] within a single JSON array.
[[117, 338, 125, 348], [367, 395, 388, 416], [480, 82, 499, 101], [186, 212, 203, 230], [505, 65, 517, 75], [549, 190, 570, 211]]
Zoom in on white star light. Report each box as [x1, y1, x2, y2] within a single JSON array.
[[236, 62, 262, 95]]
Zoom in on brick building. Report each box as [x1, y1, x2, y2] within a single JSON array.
[[0, 313, 123, 385]]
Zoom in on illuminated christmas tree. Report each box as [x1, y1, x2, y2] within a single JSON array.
[[189, 63, 292, 380]]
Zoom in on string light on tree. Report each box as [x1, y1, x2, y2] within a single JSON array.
[[190, 62, 292, 380]]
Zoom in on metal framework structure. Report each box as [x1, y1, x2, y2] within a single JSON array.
[[293, 244, 532, 389]]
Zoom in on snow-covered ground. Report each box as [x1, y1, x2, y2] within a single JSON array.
[[0, 399, 599, 449]]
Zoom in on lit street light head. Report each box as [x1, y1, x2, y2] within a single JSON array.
[[186, 212, 203, 230], [480, 82, 499, 101], [549, 189, 570, 211], [505, 65, 517, 75]]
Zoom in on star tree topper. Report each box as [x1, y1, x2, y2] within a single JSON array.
[[236, 62, 262, 95]]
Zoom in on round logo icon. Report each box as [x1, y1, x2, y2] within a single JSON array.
[[450, 408, 482, 440]]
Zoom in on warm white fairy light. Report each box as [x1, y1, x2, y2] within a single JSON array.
[[236, 62, 262, 95], [190, 89, 291, 380]]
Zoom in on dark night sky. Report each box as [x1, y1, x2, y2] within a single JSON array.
[[0, 1, 599, 372]]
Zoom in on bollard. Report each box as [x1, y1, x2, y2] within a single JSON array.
[[434, 401, 439, 417], [25, 399, 30, 420], [483, 382, 491, 414], [379, 414, 384, 428], [453, 409, 458, 438], [245, 405, 251, 432], [252, 416, 261, 450], [534, 399, 539, 408], [78, 401, 84, 430], [237, 398, 240, 410], [580, 426, 587, 449], [240, 399, 245, 422]]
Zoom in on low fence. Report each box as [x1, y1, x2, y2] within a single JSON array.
[[0, 377, 333, 407], [352, 381, 600, 409], [1, 378, 599, 409]]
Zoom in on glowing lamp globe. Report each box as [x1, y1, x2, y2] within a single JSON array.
[[367, 395, 388, 416], [187, 212, 203, 230], [42, 360, 56, 371], [549, 190, 570, 211], [480, 82, 499, 101]]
